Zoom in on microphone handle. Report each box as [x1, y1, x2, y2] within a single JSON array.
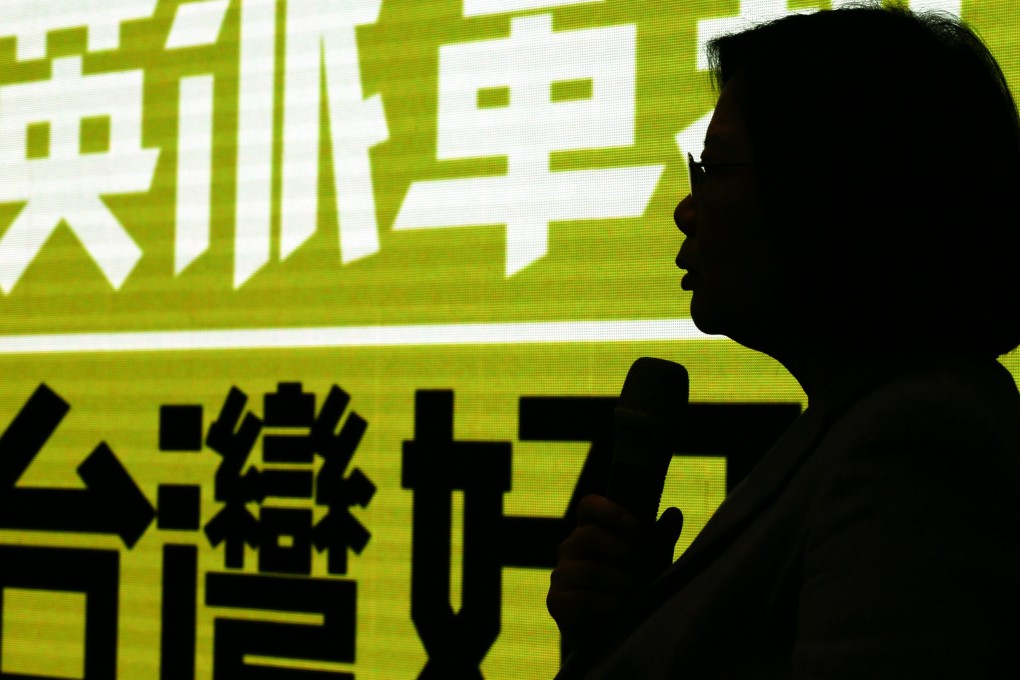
[[606, 418, 673, 524]]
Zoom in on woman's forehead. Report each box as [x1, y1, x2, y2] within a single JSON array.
[[705, 77, 754, 156]]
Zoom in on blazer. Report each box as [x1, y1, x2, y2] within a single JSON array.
[[559, 353, 1020, 679]]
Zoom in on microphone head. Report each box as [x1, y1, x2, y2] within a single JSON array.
[[618, 357, 689, 424]]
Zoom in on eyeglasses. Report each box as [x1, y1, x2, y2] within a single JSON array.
[[688, 152, 756, 196]]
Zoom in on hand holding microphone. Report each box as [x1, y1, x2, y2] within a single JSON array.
[[548, 358, 688, 660]]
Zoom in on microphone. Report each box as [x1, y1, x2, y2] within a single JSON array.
[[606, 357, 689, 524]]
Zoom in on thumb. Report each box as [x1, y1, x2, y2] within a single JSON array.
[[653, 506, 684, 558]]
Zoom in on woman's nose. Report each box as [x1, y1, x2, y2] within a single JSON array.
[[674, 193, 696, 236]]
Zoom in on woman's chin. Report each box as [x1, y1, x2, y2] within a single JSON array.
[[687, 298, 721, 336]]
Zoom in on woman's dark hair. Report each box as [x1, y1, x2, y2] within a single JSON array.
[[706, 4, 1020, 357]]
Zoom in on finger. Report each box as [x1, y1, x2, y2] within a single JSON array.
[[547, 586, 626, 626], [576, 494, 642, 535], [650, 506, 684, 566], [558, 523, 637, 566], [654, 506, 684, 549], [550, 558, 633, 593]]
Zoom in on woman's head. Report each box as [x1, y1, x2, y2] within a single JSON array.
[[699, 4, 1020, 357]]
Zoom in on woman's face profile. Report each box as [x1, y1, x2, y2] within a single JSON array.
[[674, 73, 786, 352]]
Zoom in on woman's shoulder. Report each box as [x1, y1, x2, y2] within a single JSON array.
[[827, 355, 1020, 455], [806, 355, 1020, 544]]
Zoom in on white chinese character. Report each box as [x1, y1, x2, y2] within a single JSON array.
[[395, 14, 664, 276], [0, 0, 157, 61], [230, 0, 389, 288], [0, 57, 159, 293], [234, 0, 278, 288], [464, 0, 604, 17], [166, 0, 231, 275], [165, 0, 390, 288], [279, 1, 388, 273]]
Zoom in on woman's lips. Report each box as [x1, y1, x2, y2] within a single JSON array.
[[676, 252, 695, 289]]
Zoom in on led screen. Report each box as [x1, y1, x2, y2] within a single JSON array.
[[0, 0, 1015, 677]]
